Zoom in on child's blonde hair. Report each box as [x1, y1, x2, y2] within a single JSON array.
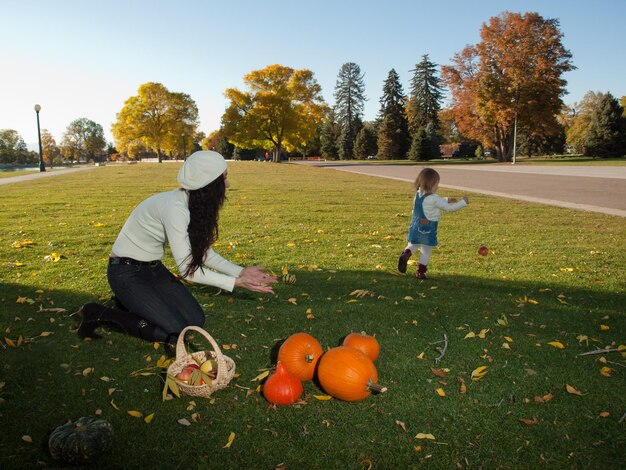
[[414, 167, 440, 192]]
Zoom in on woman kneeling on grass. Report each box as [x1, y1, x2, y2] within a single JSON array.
[[77, 151, 277, 343]]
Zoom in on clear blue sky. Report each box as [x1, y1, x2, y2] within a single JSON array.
[[1, 0, 624, 148]]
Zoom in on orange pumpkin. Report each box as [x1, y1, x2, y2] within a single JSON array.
[[277, 332, 323, 381], [263, 362, 303, 406], [317, 346, 386, 402], [342, 331, 380, 362]]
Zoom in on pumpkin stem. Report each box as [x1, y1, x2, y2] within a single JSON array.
[[304, 354, 315, 363], [366, 379, 388, 394]]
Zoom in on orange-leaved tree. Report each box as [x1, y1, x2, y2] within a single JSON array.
[[442, 12, 575, 161], [221, 64, 327, 162]]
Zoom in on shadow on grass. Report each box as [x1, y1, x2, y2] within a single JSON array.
[[1, 270, 624, 469]]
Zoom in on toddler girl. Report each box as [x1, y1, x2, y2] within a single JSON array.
[[398, 168, 468, 279]]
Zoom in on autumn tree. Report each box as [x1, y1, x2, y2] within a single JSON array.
[[334, 62, 367, 160], [61, 118, 106, 162], [221, 64, 326, 162], [564, 91, 606, 153], [112, 82, 198, 162], [41, 129, 61, 167], [584, 92, 625, 157], [442, 12, 575, 161], [377, 69, 410, 160]]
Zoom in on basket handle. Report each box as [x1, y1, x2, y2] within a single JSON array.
[[175, 325, 230, 384]]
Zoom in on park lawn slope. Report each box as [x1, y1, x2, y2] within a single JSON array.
[[0, 162, 624, 469]]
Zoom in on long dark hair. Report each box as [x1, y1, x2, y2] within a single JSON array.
[[182, 174, 226, 277]]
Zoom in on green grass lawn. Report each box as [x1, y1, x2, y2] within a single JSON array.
[[1, 162, 624, 469]]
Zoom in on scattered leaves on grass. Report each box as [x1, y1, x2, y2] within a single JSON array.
[[435, 388, 446, 397], [415, 433, 436, 440], [599, 367, 613, 377], [395, 420, 407, 432], [144, 413, 155, 424], [223, 432, 235, 448], [21, 435, 33, 443], [565, 384, 582, 396], [534, 392, 554, 403], [16, 296, 34, 304], [4, 336, 23, 348], [599, 325, 609, 331], [548, 341, 565, 349], [430, 368, 446, 378], [313, 395, 332, 401], [43, 252, 62, 262], [518, 417, 538, 426], [251, 370, 270, 382], [576, 335, 589, 346], [127, 410, 142, 418], [178, 418, 191, 426], [458, 378, 467, 394], [471, 366, 488, 381]]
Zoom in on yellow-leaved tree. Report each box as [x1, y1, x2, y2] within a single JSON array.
[[222, 64, 327, 162], [112, 82, 198, 162]]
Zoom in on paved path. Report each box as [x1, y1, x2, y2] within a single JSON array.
[[296, 162, 626, 217], [0, 167, 94, 185]]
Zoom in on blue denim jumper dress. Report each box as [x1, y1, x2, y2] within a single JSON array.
[[407, 193, 438, 246]]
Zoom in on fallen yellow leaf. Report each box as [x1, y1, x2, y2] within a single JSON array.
[[144, 413, 155, 423], [435, 388, 446, 397], [313, 395, 332, 401], [599, 367, 613, 377], [565, 384, 582, 396], [547, 341, 565, 349], [223, 432, 235, 448], [415, 433, 436, 440], [471, 366, 488, 381], [127, 410, 143, 418], [504, 336, 513, 342], [599, 324, 609, 331]]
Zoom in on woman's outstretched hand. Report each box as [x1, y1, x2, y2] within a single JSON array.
[[235, 266, 278, 294]]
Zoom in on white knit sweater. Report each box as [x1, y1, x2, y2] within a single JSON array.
[[111, 189, 243, 292]]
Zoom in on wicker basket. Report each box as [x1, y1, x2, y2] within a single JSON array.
[[166, 326, 236, 399]]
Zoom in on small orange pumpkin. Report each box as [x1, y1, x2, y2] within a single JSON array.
[[263, 362, 303, 406], [317, 346, 386, 402], [277, 332, 323, 381], [342, 331, 380, 362]]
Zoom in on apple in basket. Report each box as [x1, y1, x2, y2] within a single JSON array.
[[176, 364, 202, 384]]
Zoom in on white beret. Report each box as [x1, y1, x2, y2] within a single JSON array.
[[177, 151, 227, 190]]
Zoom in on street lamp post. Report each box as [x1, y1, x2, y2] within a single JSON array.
[[34, 104, 46, 172]]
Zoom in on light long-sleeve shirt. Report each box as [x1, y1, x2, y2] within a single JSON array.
[[418, 191, 467, 221], [111, 189, 243, 292]]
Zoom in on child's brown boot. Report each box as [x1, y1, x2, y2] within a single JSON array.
[[416, 263, 428, 279], [398, 249, 412, 273]]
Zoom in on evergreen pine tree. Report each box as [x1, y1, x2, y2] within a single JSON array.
[[353, 123, 378, 159], [584, 93, 625, 157], [407, 55, 444, 135], [377, 69, 410, 159], [408, 126, 431, 161], [320, 108, 341, 160], [334, 63, 367, 160]]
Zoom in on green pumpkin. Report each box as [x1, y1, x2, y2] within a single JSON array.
[[49, 416, 113, 464]]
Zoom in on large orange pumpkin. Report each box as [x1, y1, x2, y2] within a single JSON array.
[[317, 346, 386, 402], [342, 331, 380, 362], [277, 332, 323, 381]]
